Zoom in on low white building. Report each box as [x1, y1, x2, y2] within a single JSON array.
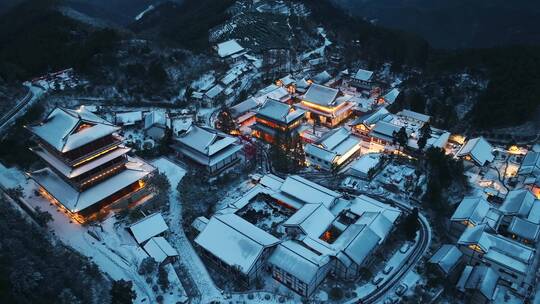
[[216, 39, 245, 58], [457, 224, 535, 290], [268, 240, 332, 297], [128, 213, 169, 244], [172, 125, 243, 175], [347, 153, 381, 179], [305, 127, 362, 171], [456, 137, 495, 166], [115, 111, 143, 126], [143, 236, 179, 264], [195, 213, 279, 284], [144, 111, 169, 140], [351, 68, 374, 90]]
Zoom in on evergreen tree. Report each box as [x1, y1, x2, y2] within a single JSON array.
[[110, 280, 136, 304], [417, 122, 431, 151], [215, 106, 237, 135], [158, 266, 169, 291], [269, 135, 288, 172], [401, 208, 420, 241], [392, 127, 408, 152], [288, 133, 306, 172]]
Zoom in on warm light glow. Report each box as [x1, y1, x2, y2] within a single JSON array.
[[450, 134, 466, 145], [72, 145, 119, 167], [80, 163, 125, 187], [39, 187, 84, 224], [468, 244, 484, 253], [301, 100, 343, 114]]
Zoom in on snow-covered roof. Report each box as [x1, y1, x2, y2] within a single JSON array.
[[451, 196, 492, 225], [519, 151, 540, 176], [176, 125, 238, 156], [33, 145, 130, 179], [129, 213, 169, 244], [283, 203, 334, 237], [349, 154, 380, 177], [429, 244, 463, 274], [115, 111, 143, 126], [259, 174, 284, 191], [143, 236, 178, 263], [296, 78, 311, 90], [172, 117, 193, 135], [382, 88, 400, 104], [256, 99, 304, 124], [349, 195, 401, 225], [508, 217, 540, 242], [144, 111, 167, 130], [456, 137, 494, 166], [458, 224, 534, 273], [303, 84, 339, 106], [230, 97, 260, 118], [268, 240, 330, 283], [216, 39, 245, 58], [279, 175, 341, 208], [350, 107, 390, 127], [30, 156, 154, 213], [311, 70, 332, 84], [29, 107, 119, 153], [499, 189, 536, 216], [458, 266, 499, 299], [195, 213, 279, 274], [278, 74, 295, 86], [305, 128, 361, 164], [397, 109, 430, 123], [352, 69, 374, 81], [205, 84, 224, 99], [369, 121, 401, 142]]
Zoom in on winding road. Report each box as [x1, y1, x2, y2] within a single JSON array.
[[360, 195, 431, 303]]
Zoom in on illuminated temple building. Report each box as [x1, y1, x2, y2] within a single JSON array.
[[298, 84, 354, 127], [27, 107, 154, 223], [252, 98, 305, 144]]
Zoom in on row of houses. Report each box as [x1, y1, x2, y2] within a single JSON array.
[[427, 147, 540, 302], [192, 174, 401, 297]]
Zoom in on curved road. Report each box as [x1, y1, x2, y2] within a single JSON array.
[[0, 86, 33, 131], [359, 195, 431, 304]]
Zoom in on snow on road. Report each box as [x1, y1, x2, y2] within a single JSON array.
[[151, 157, 224, 303], [0, 165, 156, 303]]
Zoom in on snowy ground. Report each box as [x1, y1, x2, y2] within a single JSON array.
[[152, 157, 225, 303], [0, 162, 188, 304]]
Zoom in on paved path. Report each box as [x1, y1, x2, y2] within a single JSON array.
[[359, 195, 432, 304], [0, 84, 43, 133], [152, 158, 224, 303]]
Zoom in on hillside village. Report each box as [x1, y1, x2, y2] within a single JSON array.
[[1, 1, 540, 304]]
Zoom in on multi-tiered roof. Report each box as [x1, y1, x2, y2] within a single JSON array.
[[27, 107, 154, 219]]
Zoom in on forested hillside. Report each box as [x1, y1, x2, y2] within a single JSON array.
[[0, 0, 119, 82], [332, 0, 540, 49], [0, 200, 109, 303]]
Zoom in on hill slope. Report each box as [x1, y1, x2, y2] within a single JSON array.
[[332, 0, 540, 49]]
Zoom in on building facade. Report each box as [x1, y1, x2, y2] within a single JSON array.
[[27, 107, 154, 223]]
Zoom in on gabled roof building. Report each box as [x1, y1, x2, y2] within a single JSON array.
[[298, 84, 353, 127], [456, 137, 495, 166], [252, 99, 305, 144], [27, 107, 154, 223], [172, 125, 243, 175], [305, 127, 362, 171], [195, 213, 279, 284]]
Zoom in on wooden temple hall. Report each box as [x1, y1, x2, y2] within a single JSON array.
[[26, 107, 155, 223]]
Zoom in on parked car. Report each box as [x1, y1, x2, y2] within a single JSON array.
[[372, 275, 384, 285], [383, 265, 394, 275], [400, 242, 411, 253], [395, 283, 408, 296]]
